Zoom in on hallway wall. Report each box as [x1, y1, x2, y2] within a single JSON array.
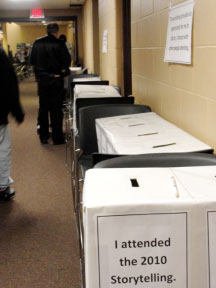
[[131, 0, 216, 151], [82, 0, 123, 86], [6, 23, 67, 54], [82, 0, 94, 73], [2, 23, 8, 53], [82, 0, 100, 74], [82, 0, 122, 88], [66, 23, 75, 65], [98, 0, 123, 87]]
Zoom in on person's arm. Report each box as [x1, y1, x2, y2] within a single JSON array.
[[59, 42, 71, 76], [0, 49, 24, 123], [29, 42, 37, 66], [29, 42, 38, 77], [9, 65, 25, 123]]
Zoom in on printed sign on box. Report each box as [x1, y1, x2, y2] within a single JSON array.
[[164, 0, 194, 64], [97, 213, 188, 288]]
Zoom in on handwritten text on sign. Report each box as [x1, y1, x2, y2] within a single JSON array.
[[97, 213, 187, 287], [164, 0, 194, 64]]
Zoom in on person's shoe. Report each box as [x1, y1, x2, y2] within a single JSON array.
[[37, 125, 40, 135], [0, 187, 15, 202], [40, 136, 49, 144], [40, 134, 50, 144], [53, 138, 65, 145]]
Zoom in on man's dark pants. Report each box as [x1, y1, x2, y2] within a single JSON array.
[[38, 76, 64, 143]]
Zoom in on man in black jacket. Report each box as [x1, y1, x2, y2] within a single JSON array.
[[30, 23, 71, 144], [0, 46, 24, 201]]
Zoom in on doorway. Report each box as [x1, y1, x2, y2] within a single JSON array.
[[0, 16, 79, 65]]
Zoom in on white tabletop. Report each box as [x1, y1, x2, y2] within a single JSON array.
[[74, 85, 121, 98], [73, 77, 101, 82], [69, 67, 82, 74], [96, 112, 212, 154], [83, 166, 216, 288], [73, 85, 121, 133]]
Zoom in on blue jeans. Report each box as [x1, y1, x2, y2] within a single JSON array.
[[0, 125, 13, 189]]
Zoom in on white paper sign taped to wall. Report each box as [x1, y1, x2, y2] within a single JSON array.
[[102, 29, 108, 53], [164, 0, 194, 64], [97, 213, 187, 288]]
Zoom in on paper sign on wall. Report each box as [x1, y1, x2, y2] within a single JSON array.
[[97, 213, 187, 288], [102, 30, 108, 53], [164, 0, 194, 64]]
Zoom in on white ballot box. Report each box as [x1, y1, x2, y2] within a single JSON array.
[[83, 166, 216, 288], [73, 85, 121, 133], [69, 67, 82, 74], [96, 112, 212, 154], [73, 77, 101, 82]]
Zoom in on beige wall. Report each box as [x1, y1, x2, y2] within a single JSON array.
[[82, 0, 100, 74], [92, 0, 100, 74], [131, 0, 216, 151], [6, 23, 67, 54], [2, 23, 8, 53], [66, 23, 75, 64], [66, 24, 74, 44], [98, 0, 123, 87], [83, 0, 94, 73]]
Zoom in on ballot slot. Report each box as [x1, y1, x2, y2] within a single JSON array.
[[130, 178, 139, 187]]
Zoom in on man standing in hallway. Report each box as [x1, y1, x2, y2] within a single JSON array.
[[30, 23, 71, 144], [0, 45, 24, 201]]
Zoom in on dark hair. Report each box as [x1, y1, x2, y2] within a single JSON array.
[[59, 34, 67, 43], [47, 23, 59, 35]]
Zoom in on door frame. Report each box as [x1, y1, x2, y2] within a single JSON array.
[[0, 16, 79, 65], [122, 0, 132, 97]]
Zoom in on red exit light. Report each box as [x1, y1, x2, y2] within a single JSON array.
[[30, 9, 44, 18]]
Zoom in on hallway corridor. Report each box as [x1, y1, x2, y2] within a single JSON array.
[[0, 78, 80, 288]]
